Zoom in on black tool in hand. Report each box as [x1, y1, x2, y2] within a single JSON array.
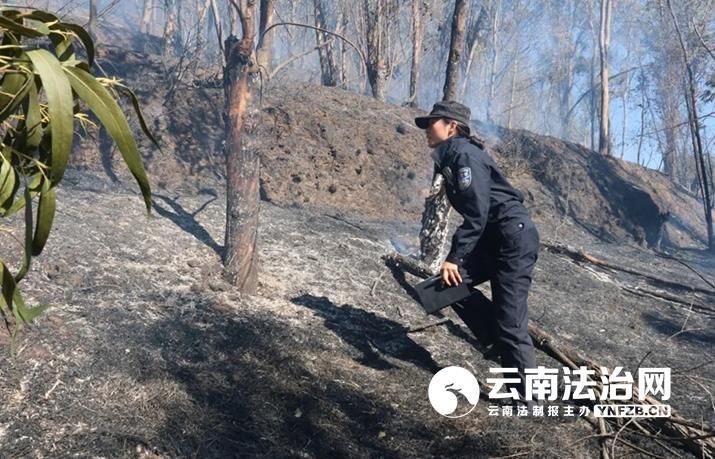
[[413, 273, 472, 314]]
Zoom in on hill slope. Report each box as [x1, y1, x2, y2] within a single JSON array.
[[70, 46, 713, 251]]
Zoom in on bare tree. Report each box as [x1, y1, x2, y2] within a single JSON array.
[[256, 0, 277, 74], [666, 0, 713, 249], [223, 0, 262, 292], [141, 0, 154, 34], [163, 0, 181, 57], [314, 0, 340, 86], [88, 0, 97, 39], [598, 0, 612, 155], [443, 0, 469, 101], [459, 5, 488, 101], [485, 0, 499, 120], [363, 0, 391, 100], [407, 0, 424, 106]]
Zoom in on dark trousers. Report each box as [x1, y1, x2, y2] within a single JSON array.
[[450, 219, 540, 399]]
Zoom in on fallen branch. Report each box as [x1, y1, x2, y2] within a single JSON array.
[[656, 251, 715, 290], [621, 286, 715, 315], [542, 242, 715, 297]]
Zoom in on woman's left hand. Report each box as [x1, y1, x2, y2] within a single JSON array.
[[440, 261, 462, 287]]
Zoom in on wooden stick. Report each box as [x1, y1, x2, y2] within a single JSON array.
[[406, 318, 451, 333]]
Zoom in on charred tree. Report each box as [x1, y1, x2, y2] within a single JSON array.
[[364, 0, 390, 100], [314, 0, 340, 86], [443, 0, 469, 102], [419, 170, 452, 273], [223, 1, 261, 293]]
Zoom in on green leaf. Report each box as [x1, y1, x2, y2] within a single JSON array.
[[26, 49, 74, 186], [24, 78, 42, 148], [65, 66, 152, 214], [0, 15, 45, 38], [32, 182, 54, 256], [113, 83, 161, 151], [0, 71, 32, 123], [0, 156, 16, 207], [0, 259, 16, 317], [53, 22, 94, 67], [14, 185, 33, 283]]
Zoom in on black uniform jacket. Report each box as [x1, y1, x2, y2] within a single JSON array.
[[431, 136, 531, 267]]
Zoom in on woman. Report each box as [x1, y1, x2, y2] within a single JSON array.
[[415, 101, 540, 402]]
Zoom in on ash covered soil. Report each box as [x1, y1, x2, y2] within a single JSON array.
[[0, 44, 714, 458], [0, 172, 713, 458]]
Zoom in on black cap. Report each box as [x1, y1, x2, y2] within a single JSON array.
[[415, 101, 471, 133]]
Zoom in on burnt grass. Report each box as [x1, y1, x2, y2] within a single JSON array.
[[0, 170, 713, 458]]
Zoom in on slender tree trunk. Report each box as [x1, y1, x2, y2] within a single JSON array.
[[408, 0, 423, 107], [589, 2, 597, 150], [637, 85, 646, 165], [507, 51, 519, 129], [228, 3, 238, 37], [621, 83, 629, 159], [163, 0, 180, 57], [141, 0, 154, 34], [365, 0, 388, 101], [209, 0, 223, 55], [459, 6, 487, 101], [223, 1, 260, 292], [443, 0, 468, 102], [339, 12, 349, 89], [195, 0, 211, 57], [314, 0, 339, 86], [485, 0, 500, 120], [88, 0, 98, 39], [598, 0, 612, 156], [256, 0, 276, 74]]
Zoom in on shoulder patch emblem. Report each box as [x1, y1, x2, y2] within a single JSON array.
[[457, 167, 472, 191]]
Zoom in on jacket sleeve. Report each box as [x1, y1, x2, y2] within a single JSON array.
[[445, 151, 492, 266]]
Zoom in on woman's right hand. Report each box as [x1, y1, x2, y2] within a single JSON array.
[[440, 261, 463, 287]]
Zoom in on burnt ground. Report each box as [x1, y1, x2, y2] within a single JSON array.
[[0, 171, 713, 458]]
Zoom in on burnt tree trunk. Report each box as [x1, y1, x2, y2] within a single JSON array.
[[314, 0, 340, 86], [223, 1, 260, 293], [443, 0, 469, 101], [365, 0, 389, 101], [419, 170, 452, 272]]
